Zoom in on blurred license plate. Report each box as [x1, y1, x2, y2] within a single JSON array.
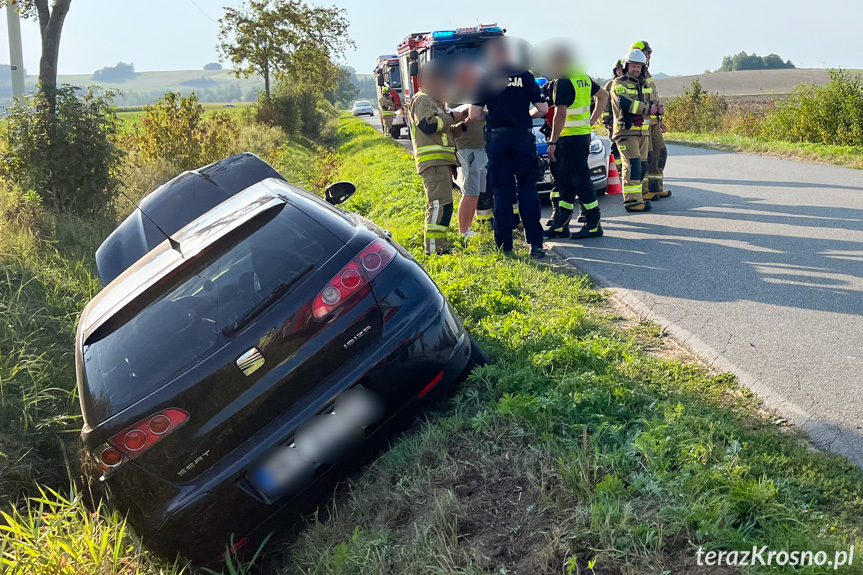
[[248, 387, 385, 499]]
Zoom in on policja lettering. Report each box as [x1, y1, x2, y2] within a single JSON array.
[[507, 76, 523, 87]]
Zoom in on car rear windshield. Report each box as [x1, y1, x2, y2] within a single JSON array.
[[82, 206, 341, 423]]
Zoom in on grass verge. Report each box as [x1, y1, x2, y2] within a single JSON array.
[[275, 116, 863, 574], [666, 131, 863, 169]]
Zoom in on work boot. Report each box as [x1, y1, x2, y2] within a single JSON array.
[[544, 207, 572, 238], [577, 204, 587, 223], [625, 200, 653, 213], [654, 189, 672, 198], [570, 208, 603, 239], [530, 245, 546, 259], [642, 190, 659, 201]]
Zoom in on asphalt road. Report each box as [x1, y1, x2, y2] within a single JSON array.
[[356, 113, 863, 465], [546, 145, 863, 466], [359, 114, 412, 150]]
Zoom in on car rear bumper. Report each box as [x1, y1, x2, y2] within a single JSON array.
[[132, 291, 470, 564]]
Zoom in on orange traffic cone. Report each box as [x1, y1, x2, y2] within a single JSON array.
[[606, 154, 622, 195]]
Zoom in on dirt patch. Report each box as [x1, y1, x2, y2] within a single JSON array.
[[434, 434, 596, 575]]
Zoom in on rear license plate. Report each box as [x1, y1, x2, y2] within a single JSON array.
[[248, 387, 385, 499]]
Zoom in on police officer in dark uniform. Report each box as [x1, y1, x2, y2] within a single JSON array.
[[468, 39, 549, 259]]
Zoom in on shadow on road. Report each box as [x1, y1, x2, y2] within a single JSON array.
[[671, 176, 863, 193], [567, 184, 863, 317]]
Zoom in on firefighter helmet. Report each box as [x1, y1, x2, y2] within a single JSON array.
[[624, 49, 648, 65], [630, 40, 652, 54]]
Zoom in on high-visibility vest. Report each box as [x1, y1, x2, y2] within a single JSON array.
[[556, 74, 593, 137]]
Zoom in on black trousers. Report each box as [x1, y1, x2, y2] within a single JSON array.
[[556, 134, 597, 210], [487, 130, 544, 251]]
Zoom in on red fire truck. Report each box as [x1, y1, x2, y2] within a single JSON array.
[[373, 55, 407, 138], [396, 25, 505, 109]]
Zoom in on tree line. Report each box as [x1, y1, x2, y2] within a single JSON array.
[[717, 51, 795, 72]]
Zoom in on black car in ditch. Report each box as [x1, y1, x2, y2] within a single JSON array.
[[76, 154, 484, 563]]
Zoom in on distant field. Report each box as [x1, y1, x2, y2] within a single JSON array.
[[46, 69, 265, 92], [655, 68, 832, 99], [115, 102, 251, 130]]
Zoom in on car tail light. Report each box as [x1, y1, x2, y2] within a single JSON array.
[[98, 446, 123, 469], [97, 409, 188, 473], [313, 240, 397, 319]]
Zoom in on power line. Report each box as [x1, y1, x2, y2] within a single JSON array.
[[187, 0, 219, 24]]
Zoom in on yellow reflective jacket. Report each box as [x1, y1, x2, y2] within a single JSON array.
[[410, 91, 458, 174], [610, 73, 653, 138]]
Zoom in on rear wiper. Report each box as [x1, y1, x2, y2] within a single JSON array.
[[221, 265, 314, 337]]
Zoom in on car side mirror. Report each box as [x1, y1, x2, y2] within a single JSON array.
[[325, 181, 357, 206], [409, 61, 419, 77]]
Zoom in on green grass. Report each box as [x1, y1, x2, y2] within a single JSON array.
[[273, 116, 863, 574], [666, 131, 863, 169]]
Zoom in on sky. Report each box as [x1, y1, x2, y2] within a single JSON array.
[[0, 0, 858, 78]]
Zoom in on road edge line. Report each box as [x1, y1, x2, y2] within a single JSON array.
[[550, 244, 863, 469]]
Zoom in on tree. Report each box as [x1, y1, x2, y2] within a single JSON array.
[[717, 51, 796, 72], [324, 66, 360, 107], [203, 62, 223, 71], [92, 61, 136, 82], [2, 0, 73, 108], [217, 0, 353, 100]]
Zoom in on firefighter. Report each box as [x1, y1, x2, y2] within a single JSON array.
[[546, 59, 609, 239], [410, 64, 465, 255], [631, 40, 672, 200], [452, 109, 487, 236], [468, 39, 548, 259], [602, 59, 625, 204], [378, 87, 396, 136], [609, 49, 654, 212]]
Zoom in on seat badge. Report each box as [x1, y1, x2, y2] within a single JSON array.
[[237, 347, 265, 376]]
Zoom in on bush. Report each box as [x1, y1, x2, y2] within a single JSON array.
[[132, 92, 240, 171], [663, 79, 729, 133], [761, 69, 863, 146], [0, 86, 123, 214], [255, 82, 332, 140]]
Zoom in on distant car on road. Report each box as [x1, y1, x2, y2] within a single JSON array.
[[351, 100, 375, 117], [78, 154, 485, 564]]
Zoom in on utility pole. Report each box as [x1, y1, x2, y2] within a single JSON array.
[[5, 0, 26, 98]]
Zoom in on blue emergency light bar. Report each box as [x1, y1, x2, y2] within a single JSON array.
[[432, 25, 502, 40]]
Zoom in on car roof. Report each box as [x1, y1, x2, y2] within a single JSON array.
[[95, 153, 284, 285], [80, 181, 287, 344]]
